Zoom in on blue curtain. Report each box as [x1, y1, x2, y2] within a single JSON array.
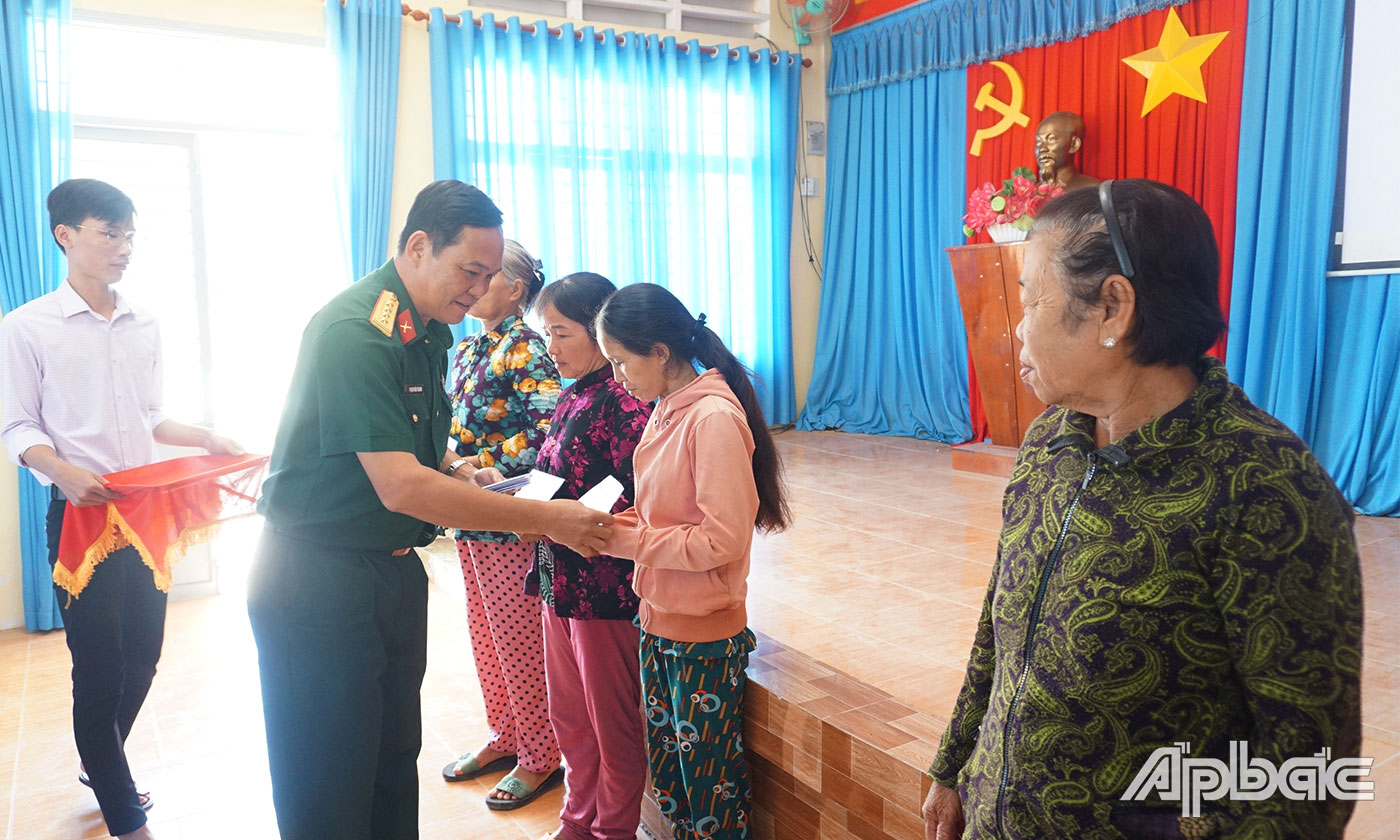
[[1228, 0, 1398, 516], [428, 11, 801, 424], [797, 68, 971, 441], [1314, 274, 1399, 516], [326, 0, 401, 279], [828, 0, 1176, 94], [1, 0, 70, 630], [805, 0, 1180, 441]]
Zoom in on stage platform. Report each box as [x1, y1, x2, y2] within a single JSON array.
[[691, 430, 1004, 840], [636, 430, 1398, 840]]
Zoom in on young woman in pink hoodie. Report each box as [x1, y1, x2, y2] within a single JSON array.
[[594, 283, 790, 840]]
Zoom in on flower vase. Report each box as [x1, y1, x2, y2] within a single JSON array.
[[986, 223, 1028, 243]]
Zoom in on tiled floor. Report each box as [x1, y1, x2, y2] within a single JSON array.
[[0, 429, 1394, 839], [0, 516, 578, 840], [758, 430, 1399, 840]]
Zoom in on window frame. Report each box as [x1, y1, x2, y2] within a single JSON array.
[[72, 125, 216, 425]]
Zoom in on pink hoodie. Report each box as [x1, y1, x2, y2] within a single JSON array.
[[604, 369, 758, 643]]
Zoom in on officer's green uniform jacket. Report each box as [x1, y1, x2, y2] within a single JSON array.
[[259, 261, 452, 551]]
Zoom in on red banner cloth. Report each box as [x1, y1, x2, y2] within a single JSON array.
[[54, 453, 269, 598], [962, 0, 1249, 440], [832, 0, 923, 34]]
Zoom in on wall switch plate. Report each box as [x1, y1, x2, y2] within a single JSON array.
[[800, 177, 819, 197], [805, 121, 826, 156]]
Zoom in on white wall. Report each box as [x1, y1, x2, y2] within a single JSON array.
[[784, 26, 827, 415], [0, 324, 26, 629], [73, 0, 322, 34]]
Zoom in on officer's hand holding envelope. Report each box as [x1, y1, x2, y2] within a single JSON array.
[[543, 501, 613, 557], [509, 475, 624, 549], [472, 467, 505, 487]]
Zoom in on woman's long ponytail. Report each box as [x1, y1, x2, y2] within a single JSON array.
[[690, 327, 790, 532], [596, 284, 791, 532]]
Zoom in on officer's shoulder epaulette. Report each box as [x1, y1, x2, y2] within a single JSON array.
[[368, 289, 399, 338]]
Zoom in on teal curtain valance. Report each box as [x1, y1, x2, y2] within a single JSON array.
[[829, 0, 1178, 95]]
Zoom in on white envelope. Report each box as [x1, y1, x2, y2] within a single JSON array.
[[578, 475, 625, 513], [511, 470, 566, 502]]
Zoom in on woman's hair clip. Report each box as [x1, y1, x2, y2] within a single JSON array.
[[529, 258, 546, 291]]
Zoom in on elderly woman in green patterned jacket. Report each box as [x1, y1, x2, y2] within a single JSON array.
[[922, 179, 1363, 840]]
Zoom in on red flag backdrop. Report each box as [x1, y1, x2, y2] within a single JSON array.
[[831, 0, 924, 33], [962, 0, 1249, 440]]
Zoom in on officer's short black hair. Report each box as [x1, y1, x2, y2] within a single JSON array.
[[396, 180, 504, 256], [47, 179, 135, 253], [1030, 178, 1225, 367]]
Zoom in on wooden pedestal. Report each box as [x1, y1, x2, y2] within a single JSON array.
[[946, 242, 1047, 455], [950, 441, 1019, 478]]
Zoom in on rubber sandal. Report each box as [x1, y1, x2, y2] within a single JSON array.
[[485, 767, 564, 811], [78, 771, 152, 810], [441, 752, 516, 783]]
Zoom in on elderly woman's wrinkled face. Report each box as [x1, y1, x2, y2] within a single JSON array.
[[1016, 237, 1104, 408]]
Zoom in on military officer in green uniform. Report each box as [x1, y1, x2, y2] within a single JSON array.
[[248, 181, 611, 840]]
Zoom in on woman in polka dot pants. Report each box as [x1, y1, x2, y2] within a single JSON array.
[[441, 240, 564, 809], [450, 538, 563, 808]]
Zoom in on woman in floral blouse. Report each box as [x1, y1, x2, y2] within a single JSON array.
[[529, 273, 652, 840], [441, 240, 564, 811]]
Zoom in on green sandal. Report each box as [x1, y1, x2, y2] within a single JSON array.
[[441, 752, 516, 783], [485, 767, 564, 811]]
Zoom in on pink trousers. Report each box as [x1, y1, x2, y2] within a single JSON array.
[[543, 606, 647, 840], [459, 539, 560, 774]]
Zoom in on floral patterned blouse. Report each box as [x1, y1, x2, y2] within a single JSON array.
[[526, 365, 652, 620], [449, 313, 560, 543]]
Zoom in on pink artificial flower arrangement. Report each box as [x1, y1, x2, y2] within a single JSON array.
[[962, 167, 1066, 237]]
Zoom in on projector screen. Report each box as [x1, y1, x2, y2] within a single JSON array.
[[1333, 0, 1400, 271]]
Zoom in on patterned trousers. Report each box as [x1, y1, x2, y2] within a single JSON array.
[[460, 539, 560, 774], [639, 626, 756, 840]]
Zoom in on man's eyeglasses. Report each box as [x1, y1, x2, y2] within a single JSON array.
[[73, 225, 136, 248]]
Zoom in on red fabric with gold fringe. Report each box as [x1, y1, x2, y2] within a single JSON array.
[[54, 453, 269, 597]]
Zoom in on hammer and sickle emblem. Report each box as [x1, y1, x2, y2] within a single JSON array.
[[969, 60, 1029, 157]]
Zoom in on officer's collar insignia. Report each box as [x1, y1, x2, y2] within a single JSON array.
[[396, 308, 418, 344], [369, 290, 399, 338]]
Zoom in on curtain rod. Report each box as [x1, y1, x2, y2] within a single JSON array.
[[385, 2, 812, 67]]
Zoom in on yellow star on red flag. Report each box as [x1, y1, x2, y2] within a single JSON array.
[[1122, 8, 1229, 117]]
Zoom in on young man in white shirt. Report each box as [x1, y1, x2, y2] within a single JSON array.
[[0, 179, 241, 840]]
